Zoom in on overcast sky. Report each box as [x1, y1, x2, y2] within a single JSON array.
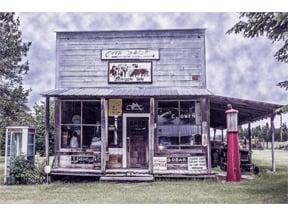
[[17, 12, 287, 124]]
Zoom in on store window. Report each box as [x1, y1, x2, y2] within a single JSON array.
[[157, 100, 201, 148], [60, 101, 101, 149]]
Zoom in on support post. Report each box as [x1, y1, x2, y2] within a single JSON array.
[[271, 114, 276, 172], [45, 96, 50, 166], [221, 129, 224, 142], [280, 114, 283, 142], [149, 97, 155, 173], [201, 97, 211, 171], [248, 122, 252, 151], [101, 98, 108, 173]]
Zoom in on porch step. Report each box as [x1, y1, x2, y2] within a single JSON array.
[[100, 175, 154, 182]]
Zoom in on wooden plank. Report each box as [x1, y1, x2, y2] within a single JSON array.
[[271, 114, 276, 172], [54, 99, 60, 166], [45, 97, 50, 166], [149, 97, 155, 173], [100, 176, 154, 181], [101, 98, 108, 173]]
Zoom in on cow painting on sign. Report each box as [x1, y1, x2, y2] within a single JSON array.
[[108, 62, 152, 83]]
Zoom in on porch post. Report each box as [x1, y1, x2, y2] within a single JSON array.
[[221, 129, 224, 142], [149, 97, 155, 173], [280, 113, 283, 142], [213, 128, 216, 141], [101, 98, 108, 173], [45, 96, 50, 166], [248, 122, 252, 151], [271, 114, 276, 172], [201, 97, 211, 171]]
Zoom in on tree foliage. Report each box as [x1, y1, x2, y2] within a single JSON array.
[[0, 12, 32, 154], [227, 12, 288, 89]]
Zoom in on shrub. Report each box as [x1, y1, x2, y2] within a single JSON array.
[[8, 155, 46, 184]]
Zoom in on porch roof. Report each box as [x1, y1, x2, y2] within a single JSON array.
[[208, 95, 282, 128], [41, 87, 213, 97]]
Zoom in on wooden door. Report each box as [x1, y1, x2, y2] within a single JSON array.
[[126, 117, 149, 168]]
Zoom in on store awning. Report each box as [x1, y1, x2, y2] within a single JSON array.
[[209, 95, 282, 128], [41, 87, 213, 97]]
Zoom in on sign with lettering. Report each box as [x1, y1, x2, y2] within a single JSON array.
[[123, 99, 150, 113], [71, 155, 96, 164], [153, 157, 167, 171], [108, 99, 123, 117], [108, 62, 152, 83], [188, 156, 207, 170], [167, 156, 188, 164], [102, 49, 159, 60]]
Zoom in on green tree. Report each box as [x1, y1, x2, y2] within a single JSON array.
[[33, 101, 55, 156], [0, 12, 32, 155], [227, 12, 288, 89]]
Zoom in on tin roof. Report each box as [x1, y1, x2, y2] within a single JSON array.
[[41, 87, 213, 97]]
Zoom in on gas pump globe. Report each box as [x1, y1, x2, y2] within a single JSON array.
[[4, 126, 36, 184]]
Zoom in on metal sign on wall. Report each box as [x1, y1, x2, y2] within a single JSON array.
[[153, 157, 167, 171], [108, 99, 123, 117], [101, 49, 160, 60], [188, 156, 207, 170], [108, 62, 152, 83]]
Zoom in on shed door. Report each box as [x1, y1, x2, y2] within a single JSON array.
[[126, 117, 149, 168]]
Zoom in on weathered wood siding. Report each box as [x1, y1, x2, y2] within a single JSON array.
[[56, 29, 206, 88]]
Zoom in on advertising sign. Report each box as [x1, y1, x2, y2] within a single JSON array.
[[108, 62, 152, 83]]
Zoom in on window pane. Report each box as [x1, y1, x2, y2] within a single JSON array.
[[27, 145, 34, 156], [82, 101, 101, 124], [179, 101, 195, 125], [158, 125, 179, 145], [157, 101, 179, 125], [61, 101, 81, 124], [82, 126, 101, 149], [61, 125, 81, 148], [179, 125, 201, 145], [28, 134, 34, 145]]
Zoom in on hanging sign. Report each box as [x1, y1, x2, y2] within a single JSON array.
[[188, 156, 207, 170], [153, 157, 167, 171], [108, 62, 152, 83], [102, 49, 159, 60], [108, 99, 123, 117]]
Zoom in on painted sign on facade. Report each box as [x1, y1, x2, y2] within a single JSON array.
[[153, 157, 167, 171], [102, 49, 159, 60], [108, 99, 123, 117], [123, 99, 150, 113], [188, 156, 207, 170], [108, 62, 152, 83]]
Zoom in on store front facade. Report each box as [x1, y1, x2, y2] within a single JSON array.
[[42, 29, 280, 179]]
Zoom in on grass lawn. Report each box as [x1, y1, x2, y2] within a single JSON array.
[[0, 150, 287, 204]]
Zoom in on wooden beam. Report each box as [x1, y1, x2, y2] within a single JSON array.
[[101, 98, 108, 173], [248, 122, 252, 151], [201, 97, 211, 171], [149, 97, 155, 174], [271, 114, 276, 172], [45, 97, 50, 166], [280, 114, 283, 142]]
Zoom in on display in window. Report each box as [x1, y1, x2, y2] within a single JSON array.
[[61, 101, 81, 124], [82, 125, 101, 149], [157, 101, 179, 125], [61, 125, 81, 149]]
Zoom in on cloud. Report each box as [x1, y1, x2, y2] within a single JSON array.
[[16, 12, 287, 109]]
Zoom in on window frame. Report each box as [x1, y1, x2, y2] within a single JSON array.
[[59, 99, 101, 151], [157, 99, 202, 147]]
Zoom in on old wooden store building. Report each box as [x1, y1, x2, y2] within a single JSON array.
[[42, 29, 281, 181]]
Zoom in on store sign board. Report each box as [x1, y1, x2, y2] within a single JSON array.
[[71, 156, 95, 164], [153, 157, 167, 171], [102, 49, 159, 60], [188, 156, 207, 170], [123, 99, 150, 113], [108, 99, 123, 117], [108, 62, 152, 83]]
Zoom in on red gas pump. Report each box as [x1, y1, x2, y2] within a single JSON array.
[[226, 104, 241, 182]]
